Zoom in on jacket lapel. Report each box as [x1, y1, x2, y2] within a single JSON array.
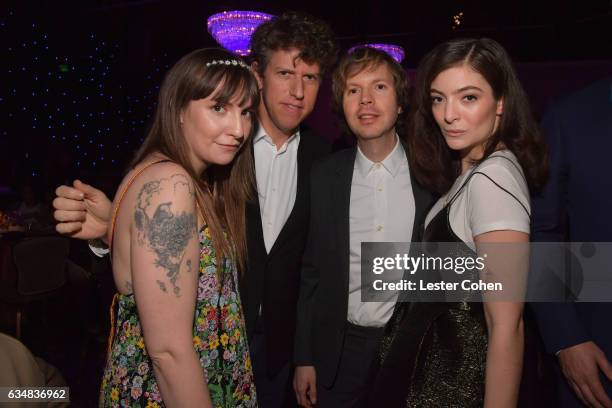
[[334, 148, 357, 299], [267, 131, 313, 257]]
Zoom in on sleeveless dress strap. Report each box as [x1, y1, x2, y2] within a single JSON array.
[[108, 159, 171, 253], [105, 159, 170, 362], [446, 153, 530, 218]]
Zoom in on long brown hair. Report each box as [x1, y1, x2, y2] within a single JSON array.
[[408, 38, 548, 194], [132, 48, 260, 271]]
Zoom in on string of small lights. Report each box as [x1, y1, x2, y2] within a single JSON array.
[[3, 10, 170, 179]]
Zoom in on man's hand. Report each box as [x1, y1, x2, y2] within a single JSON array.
[[558, 341, 612, 408], [294, 365, 317, 408], [53, 180, 112, 240]]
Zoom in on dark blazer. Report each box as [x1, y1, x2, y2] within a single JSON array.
[[294, 145, 436, 388], [239, 125, 330, 376], [531, 78, 612, 365]]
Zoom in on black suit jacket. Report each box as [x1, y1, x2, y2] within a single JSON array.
[[294, 145, 436, 388], [239, 125, 330, 376], [531, 78, 612, 360]]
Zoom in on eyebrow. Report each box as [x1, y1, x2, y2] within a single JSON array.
[[346, 78, 391, 87], [212, 98, 254, 109], [430, 85, 484, 95]]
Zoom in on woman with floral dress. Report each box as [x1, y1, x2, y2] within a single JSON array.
[[98, 48, 259, 407]]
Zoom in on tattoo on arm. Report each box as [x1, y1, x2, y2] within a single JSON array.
[[134, 174, 197, 297]]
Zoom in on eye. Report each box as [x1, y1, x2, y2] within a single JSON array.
[[375, 83, 387, 90], [304, 74, 318, 82], [241, 109, 253, 117], [347, 88, 359, 95], [463, 94, 478, 102], [431, 95, 443, 104], [278, 70, 291, 77], [212, 104, 225, 113]]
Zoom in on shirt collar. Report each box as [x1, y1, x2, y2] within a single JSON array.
[[254, 121, 300, 146], [355, 135, 405, 178]]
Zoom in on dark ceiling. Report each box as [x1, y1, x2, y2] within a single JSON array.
[[10, 0, 612, 67]]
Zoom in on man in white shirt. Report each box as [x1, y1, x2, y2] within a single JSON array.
[[242, 13, 336, 408], [293, 47, 435, 407], [53, 12, 337, 408]]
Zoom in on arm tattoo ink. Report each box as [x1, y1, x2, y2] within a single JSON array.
[[134, 174, 197, 297]]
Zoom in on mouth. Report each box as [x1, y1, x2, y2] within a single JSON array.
[[443, 129, 466, 136], [216, 142, 240, 150], [281, 103, 304, 112], [357, 112, 379, 124]]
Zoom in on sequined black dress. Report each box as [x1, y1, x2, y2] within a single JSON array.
[[370, 173, 488, 407]]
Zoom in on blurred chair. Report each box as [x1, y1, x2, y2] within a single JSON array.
[[0, 236, 69, 339]]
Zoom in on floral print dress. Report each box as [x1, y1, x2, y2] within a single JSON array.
[[100, 227, 257, 407]]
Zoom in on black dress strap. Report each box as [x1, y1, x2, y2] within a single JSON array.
[[446, 154, 530, 218]]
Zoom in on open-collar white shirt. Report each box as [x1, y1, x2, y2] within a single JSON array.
[[253, 123, 301, 253], [348, 136, 415, 327]]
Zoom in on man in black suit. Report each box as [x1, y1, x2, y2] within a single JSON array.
[[243, 12, 337, 408], [293, 47, 435, 408], [52, 12, 337, 408], [531, 77, 612, 408]]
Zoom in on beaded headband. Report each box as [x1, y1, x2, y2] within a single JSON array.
[[205, 59, 250, 70]]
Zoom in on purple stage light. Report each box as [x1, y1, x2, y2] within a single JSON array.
[[348, 43, 406, 63], [207, 10, 274, 56]]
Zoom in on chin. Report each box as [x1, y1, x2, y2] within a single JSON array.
[[209, 154, 238, 167], [443, 138, 466, 151], [354, 129, 388, 141], [279, 120, 301, 134]]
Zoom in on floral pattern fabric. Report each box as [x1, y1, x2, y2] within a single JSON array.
[[100, 227, 257, 407]]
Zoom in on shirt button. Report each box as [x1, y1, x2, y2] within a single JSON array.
[[374, 163, 381, 169], [377, 225, 383, 231], [377, 187, 383, 192]]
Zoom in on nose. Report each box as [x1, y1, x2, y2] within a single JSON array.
[[289, 77, 304, 100], [360, 88, 372, 105], [443, 99, 459, 124], [229, 111, 246, 143]]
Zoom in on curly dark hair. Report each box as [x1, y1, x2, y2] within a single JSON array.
[[249, 11, 338, 75], [331, 46, 410, 137], [408, 38, 548, 194]]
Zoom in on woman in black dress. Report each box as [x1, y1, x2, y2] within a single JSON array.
[[371, 38, 547, 407]]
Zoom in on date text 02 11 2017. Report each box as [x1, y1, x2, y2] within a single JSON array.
[[0, 387, 70, 403]]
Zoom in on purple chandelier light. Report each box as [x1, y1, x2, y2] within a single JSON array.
[[348, 43, 406, 63], [207, 10, 274, 56]]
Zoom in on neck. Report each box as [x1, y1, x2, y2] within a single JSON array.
[[357, 131, 397, 163], [151, 151, 207, 175], [460, 141, 504, 173], [258, 105, 294, 149], [460, 157, 473, 174]]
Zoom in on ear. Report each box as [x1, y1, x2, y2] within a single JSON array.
[[179, 110, 184, 125], [251, 62, 264, 89], [496, 97, 504, 116], [398, 106, 403, 115]]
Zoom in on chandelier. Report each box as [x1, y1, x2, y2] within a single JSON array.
[[207, 10, 274, 56]]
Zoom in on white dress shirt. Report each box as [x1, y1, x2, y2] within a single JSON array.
[[347, 138, 415, 327], [253, 124, 300, 253]]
